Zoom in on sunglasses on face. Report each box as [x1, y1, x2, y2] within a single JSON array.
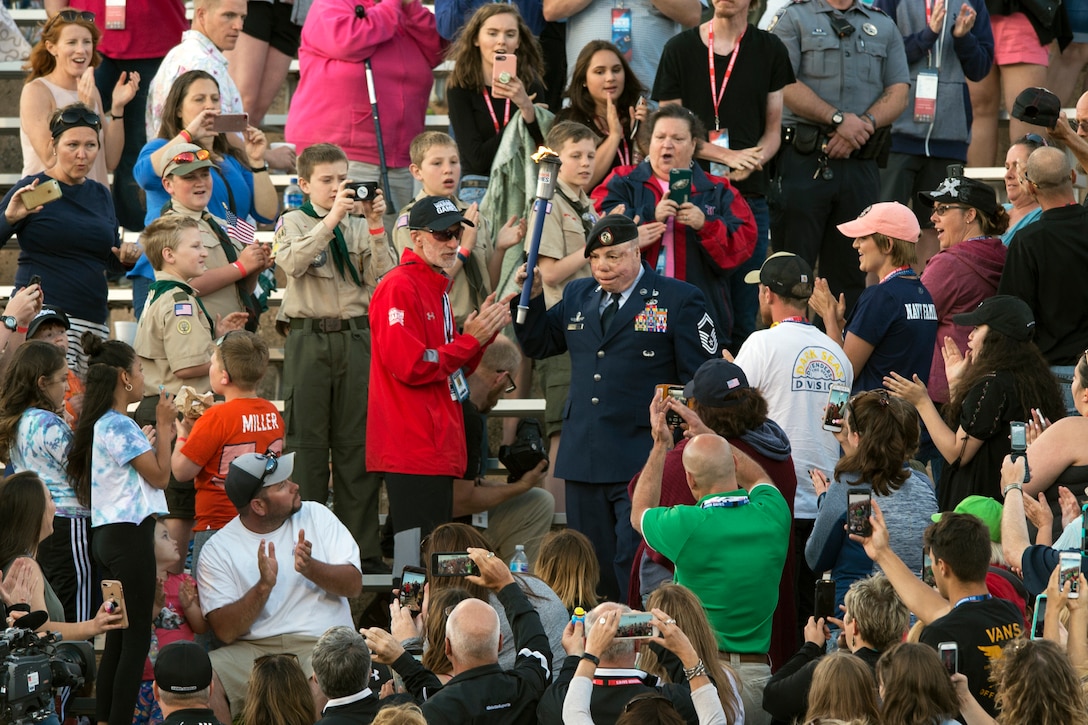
[[423, 227, 463, 243]]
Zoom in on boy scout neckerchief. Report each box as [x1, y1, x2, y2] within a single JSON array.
[[298, 202, 363, 287], [148, 278, 215, 333]]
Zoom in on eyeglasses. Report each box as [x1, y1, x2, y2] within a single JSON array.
[[623, 693, 675, 713], [1070, 119, 1088, 132], [45, 9, 94, 30], [50, 107, 102, 136], [421, 226, 463, 243], [497, 370, 517, 394], [933, 203, 967, 216], [169, 148, 211, 166]]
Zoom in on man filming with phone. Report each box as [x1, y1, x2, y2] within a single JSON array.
[[362, 547, 552, 724], [630, 395, 790, 725], [852, 498, 1021, 717]]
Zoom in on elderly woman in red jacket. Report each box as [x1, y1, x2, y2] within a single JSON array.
[[593, 104, 757, 348]]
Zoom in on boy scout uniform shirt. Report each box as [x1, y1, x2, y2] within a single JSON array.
[[274, 203, 398, 318], [393, 191, 493, 326], [163, 201, 246, 326], [530, 178, 595, 309], [133, 271, 213, 397]]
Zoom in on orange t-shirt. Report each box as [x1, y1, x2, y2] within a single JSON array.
[[181, 397, 285, 531], [65, 369, 84, 427]]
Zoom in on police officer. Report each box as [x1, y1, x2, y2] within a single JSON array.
[[514, 214, 717, 602], [769, 0, 910, 314]]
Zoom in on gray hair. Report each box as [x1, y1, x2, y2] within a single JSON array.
[[586, 602, 634, 661], [312, 626, 372, 698], [446, 599, 501, 662]]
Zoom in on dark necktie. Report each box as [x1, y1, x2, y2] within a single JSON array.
[[601, 292, 622, 331]]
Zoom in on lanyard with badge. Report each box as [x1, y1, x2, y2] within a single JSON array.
[[612, 0, 633, 61], [445, 295, 470, 402], [706, 23, 744, 177], [105, 0, 126, 28], [482, 86, 512, 135], [915, 0, 945, 123]]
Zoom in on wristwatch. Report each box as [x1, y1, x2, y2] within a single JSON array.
[[831, 110, 845, 126], [1, 316, 17, 332]]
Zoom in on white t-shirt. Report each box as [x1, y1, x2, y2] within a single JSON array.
[[734, 321, 854, 519], [196, 502, 360, 640]]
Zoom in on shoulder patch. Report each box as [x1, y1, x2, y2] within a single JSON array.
[[697, 312, 719, 356], [396, 212, 409, 229], [174, 302, 193, 317], [172, 291, 188, 302]]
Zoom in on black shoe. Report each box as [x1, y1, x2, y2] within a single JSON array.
[[361, 556, 392, 574]]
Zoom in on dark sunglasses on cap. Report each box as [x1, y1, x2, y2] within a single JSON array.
[[46, 9, 94, 29], [50, 107, 101, 137]]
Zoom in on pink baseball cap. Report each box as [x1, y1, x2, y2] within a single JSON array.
[[836, 202, 920, 243]]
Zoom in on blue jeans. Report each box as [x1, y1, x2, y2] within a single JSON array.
[[726, 195, 769, 350]]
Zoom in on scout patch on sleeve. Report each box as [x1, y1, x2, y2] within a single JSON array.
[[388, 308, 405, 326], [174, 303, 193, 317], [177, 320, 192, 335], [698, 312, 719, 355], [634, 304, 668, 332]]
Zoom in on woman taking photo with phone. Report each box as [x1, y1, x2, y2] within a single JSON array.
[[66, 333, 175, 725], [806, 390, 937, 611], [0, 103, 142, 375], [129, 69, 276, 316], [883, 294, 1064, 510], [556, 40, 649, 190], [445, 3, 546, 204], [592, 104, 756, 341]]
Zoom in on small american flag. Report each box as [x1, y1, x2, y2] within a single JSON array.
[[223, 206, 256, 245]]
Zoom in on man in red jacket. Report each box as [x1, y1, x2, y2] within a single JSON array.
[[368, 196, 514, 569]]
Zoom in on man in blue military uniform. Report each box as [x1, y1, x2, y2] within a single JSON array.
[[769, 0, 910, 314], [514, 214, 718, 602]]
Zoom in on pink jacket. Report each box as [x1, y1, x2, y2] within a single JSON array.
[[286, 0, 445, 167]]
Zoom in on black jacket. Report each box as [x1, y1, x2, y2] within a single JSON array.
[[763, 643, 881, 723], [536, 649, 699, 725], [315, 691, 383, 724], [161, 708, 222, 725], [393, 582, 553, 724]]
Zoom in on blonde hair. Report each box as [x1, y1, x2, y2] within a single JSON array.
[[141, 215, 200, 270], [534, 530, 599, 612], [371, 702, 427, 725], [804, 652, 879, 725], [642, 584, 742, 725]]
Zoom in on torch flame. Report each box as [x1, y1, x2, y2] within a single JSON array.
[[532, 146, 560, 164]]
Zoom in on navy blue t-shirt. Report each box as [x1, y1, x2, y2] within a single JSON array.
[[846, 275, 937, 393]]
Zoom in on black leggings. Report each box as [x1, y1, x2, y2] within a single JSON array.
[[92, 516, 156, 725]]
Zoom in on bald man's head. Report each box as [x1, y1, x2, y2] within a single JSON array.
[[1076, 91, 1088, 139], [1025, 146, 1074, 200], [681, 434, 738, 496], [446, 599, 501, 669], [585, 602, 636, 663]]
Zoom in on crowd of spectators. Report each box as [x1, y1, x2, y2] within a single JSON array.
[[2, 0, 1088, 722]]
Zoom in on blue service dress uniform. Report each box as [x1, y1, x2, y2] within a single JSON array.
[[515, 262, 718, 601]]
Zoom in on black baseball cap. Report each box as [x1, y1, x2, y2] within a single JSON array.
[[743, 252, 814, 300], [27, 304, 70, 339], [154, 641, 213, 694], [408, 196, 475, 231], [683, 359, 750, 407], [584, 214, 639, 257], [917, 175, 1000, 217], [1011, 87, 1061, 129], [225, 452, 295, 509], [952, 295, 1035, 342]]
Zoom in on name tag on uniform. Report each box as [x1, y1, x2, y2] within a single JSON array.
[[634, 304, 668, 332]]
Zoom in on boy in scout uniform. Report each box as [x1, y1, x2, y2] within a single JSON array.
[[274, 142, 397, 572], [155, 142, 271, 331], [133, 215, 249, 563]]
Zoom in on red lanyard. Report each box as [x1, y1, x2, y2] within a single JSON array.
[[707, 22, 745, 131], [924, 0, 933, 24], [616, 136, 631, 166], [771, 316, 808, 327], [880, 265, 914, 284], [482, 86, 511, 135]]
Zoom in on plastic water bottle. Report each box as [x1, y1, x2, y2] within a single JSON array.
[[510, 544, 529, 573], [284, 177, 303, 210]]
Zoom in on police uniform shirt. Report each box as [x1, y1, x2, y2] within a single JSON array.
[[133, 271, 213, 397], [163, 201, 246, 326], [393, 190, 494, 326], [274, 202, 397, 320], [770, 0, 910, 126], [530, 178, 595, 309]]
